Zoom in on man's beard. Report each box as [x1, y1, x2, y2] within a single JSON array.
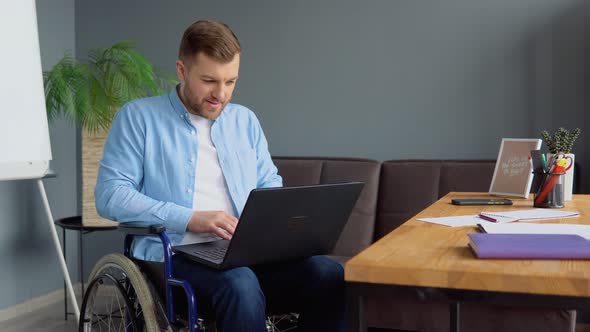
[[182, 86, 224, 119]]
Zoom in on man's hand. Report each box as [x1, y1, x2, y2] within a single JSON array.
[[186, 211, 238, 240]]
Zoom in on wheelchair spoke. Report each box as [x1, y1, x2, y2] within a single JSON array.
[[91, 313, 115, 331], [273, 315, 286, 325], [266, 313, 299, 332], [88, 302, 125, 330], [113, 293, 124, 331], [107, 287, 114, 330]]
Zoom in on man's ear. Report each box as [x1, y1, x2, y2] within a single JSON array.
[[176, 60, 186, 82]]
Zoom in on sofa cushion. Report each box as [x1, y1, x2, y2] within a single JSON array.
[[273, 157, 380, 256], [271, 159, 323, 186], [376, 160, 496, 240]]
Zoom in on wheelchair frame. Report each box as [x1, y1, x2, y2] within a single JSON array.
[[121, 223, 199, 332], [79, 223, 200, 331]]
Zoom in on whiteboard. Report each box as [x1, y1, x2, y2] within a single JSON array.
[[0, 0, 52, 180]]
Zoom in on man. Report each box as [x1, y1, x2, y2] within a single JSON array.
[[95, 19, 345, 331]]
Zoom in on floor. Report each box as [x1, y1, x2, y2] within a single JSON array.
[[0, 300, 77, 332], [1, 301, 590, 332]]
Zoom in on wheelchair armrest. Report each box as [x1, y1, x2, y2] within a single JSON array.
[[118, 223, 166, 235]]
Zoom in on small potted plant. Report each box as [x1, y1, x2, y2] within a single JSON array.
[[540, 127, 581, 201]]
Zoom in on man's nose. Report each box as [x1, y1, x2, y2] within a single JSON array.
[[212, 84, 226, 101]]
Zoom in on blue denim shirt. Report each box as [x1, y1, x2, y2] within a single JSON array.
[[95, 88, 282, 261]]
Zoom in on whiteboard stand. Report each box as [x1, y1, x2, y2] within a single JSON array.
[[0, 0, 79, 324], [37, 176, 80, 322]]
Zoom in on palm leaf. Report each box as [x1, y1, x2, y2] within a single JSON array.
[[43, 41, 174, 131], [44, 53, 88, 125]]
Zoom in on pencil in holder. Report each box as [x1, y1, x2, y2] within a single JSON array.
[[534, 172, 565, 208]]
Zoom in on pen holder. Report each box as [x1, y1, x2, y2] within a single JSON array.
[[534, 172, 565, 208]]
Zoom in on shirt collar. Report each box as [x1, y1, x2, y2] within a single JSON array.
[[169, 85, 189, 118]]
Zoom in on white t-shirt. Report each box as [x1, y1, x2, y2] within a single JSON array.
[[190, 114, 234, 214], [181, 113, 234, 245]]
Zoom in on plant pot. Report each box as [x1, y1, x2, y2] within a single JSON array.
[[82, 129, 118, 227], [547, 153, 574, 201]]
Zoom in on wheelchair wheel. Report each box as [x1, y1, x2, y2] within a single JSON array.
[[79, 253, 172, 332]]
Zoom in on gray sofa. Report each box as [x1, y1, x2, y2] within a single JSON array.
[[272, 157, 576, 332]]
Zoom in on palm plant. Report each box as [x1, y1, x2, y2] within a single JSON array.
[[43, 41, 177, 133], [44, 42, 177, 227]]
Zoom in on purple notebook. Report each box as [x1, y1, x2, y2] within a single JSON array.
[[468, 233, 590, 259]]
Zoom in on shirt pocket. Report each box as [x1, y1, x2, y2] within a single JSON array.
[[235, 147, 257, 192]]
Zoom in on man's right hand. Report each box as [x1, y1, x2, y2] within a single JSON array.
[[186, 211, 238, 240]]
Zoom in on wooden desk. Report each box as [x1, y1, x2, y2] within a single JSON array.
[[345, 192, 590, 332]]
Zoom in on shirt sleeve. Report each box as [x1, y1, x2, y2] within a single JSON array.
[[94, 104, 192, 233], [250, 112, 283, 188]]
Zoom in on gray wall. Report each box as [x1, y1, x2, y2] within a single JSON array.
[[0, 0, 78, 310], [76, 0, 589, 180], [75, 0, 590, 273]]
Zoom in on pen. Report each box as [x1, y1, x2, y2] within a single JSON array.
[[530, 150, 545, 174], [478, 213, 497, 223], [541, 154, 548, 172]]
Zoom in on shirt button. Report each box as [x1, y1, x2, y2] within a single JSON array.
[[186, 188, 192, 193], [190, 157, 195, 162]]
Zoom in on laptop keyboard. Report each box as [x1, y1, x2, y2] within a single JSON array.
[[193, 245, 227, 261]]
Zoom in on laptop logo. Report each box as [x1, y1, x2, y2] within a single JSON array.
[[287, 215, 309, 230]]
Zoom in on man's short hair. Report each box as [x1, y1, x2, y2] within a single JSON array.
[[178, 19, 241, 65]]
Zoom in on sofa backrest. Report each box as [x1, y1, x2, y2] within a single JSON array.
[[375, 160, 496, 240], [273, 157, 381, 256]]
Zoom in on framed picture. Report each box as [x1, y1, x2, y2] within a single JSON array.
[[489, 138, 542, 198]]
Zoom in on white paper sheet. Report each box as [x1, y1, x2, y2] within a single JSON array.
[[478, 222, 590, 239], [418, 209, 580, 227], [417, 215, 511, 227]]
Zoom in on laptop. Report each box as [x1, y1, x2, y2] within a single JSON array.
[[172, 182, 364, 270]]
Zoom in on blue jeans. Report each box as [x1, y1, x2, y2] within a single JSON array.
[[172, 255, 346, 332]]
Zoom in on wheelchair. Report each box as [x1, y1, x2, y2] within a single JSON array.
[[78, 223, 298, 332]]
